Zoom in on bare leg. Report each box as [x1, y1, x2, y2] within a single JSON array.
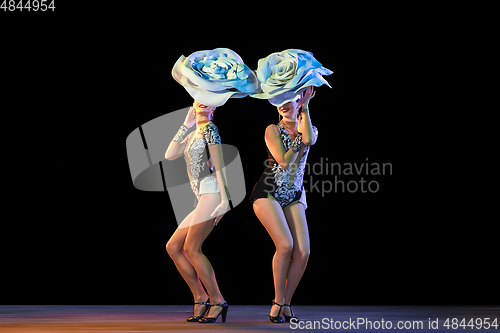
[[166, 211, 208, 316], [283, 202, 310, 316], [183, 193, 225, 317], [253, 195, 293, 317]]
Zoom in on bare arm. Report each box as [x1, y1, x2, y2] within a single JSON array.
[[202, 123, 230, 225], [165, 126, 189, 160], [298, 86, 318, 145], [265, 125, 303, 170], [209, 144, 230, 202], [299, 108, 318, 145], [165, 107, 196, 160]]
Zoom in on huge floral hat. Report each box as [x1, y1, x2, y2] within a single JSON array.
[[250, 49, 333, 107], [172, 48, 259, 107]]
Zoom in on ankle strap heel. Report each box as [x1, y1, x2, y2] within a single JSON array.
[[198, 301, 228, 323], [283, 303, 299, 323], [186, 298, 210, 322], [269, 300, 284, 323]]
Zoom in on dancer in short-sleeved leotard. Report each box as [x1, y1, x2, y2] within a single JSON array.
[[165, 103, 230, 323], [165, 47, 258, 324], [250, 86, 319, 323], [249, 49, 332, 323]]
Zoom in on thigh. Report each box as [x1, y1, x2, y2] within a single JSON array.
[[184, 193, 221, 251], [253, 195, 293, 248], [167, 210, 195, 250], [283, 203, 310, 253], [178, 209, 196, 229]]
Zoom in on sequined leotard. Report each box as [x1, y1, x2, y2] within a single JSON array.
[[181, 122, 221, 201], [250, 123, 318, 209]]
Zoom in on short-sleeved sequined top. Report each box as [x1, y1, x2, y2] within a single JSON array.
[[182, 122, 221, 201], [250, 123, 318, 209]]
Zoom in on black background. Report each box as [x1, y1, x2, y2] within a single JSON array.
[[1, 3, 496, 306]]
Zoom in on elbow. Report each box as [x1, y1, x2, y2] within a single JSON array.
[[303, 135, 318, 146], [165, 152, 173, 161], [279, 162, 291, 170], [302, 135, 314, 146]]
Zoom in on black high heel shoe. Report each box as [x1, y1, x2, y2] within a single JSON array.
[[186, 298, 210, 322], [198, 301, 228, 323], [283, 303, 299, 323], [269, 300, 284, 323]]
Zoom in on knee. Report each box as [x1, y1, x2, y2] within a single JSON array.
[[183, 246, 201, 260], [276, 240, 293, 258], [302, 247, 310, 260], [294, 246, 310, 261], [166, 241, 181, 257]]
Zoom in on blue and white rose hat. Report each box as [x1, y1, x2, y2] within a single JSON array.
[[251, 49, 333, 107], [172, 48, 259, 107]]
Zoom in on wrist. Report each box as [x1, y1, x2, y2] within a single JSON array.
[[173, 124, 189, 142]]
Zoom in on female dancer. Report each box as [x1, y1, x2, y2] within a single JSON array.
[[165, 101, 229, 323], [250, 86, 318, 323], [165, 47, 257, 323]]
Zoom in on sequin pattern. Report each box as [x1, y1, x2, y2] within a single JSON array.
[[269, 124, 318, 207], [184, 122, 221, 200]]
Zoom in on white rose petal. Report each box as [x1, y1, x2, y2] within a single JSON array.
[[251, 49, 333, 107], [172, 48, 259, 107]]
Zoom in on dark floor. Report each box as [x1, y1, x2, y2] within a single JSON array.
[[0, 305, 498, 332]]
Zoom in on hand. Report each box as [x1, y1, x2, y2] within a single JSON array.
[[183, 107, 196, 128], [300, 86, 316, 109], [210, 199, 230, 226]]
